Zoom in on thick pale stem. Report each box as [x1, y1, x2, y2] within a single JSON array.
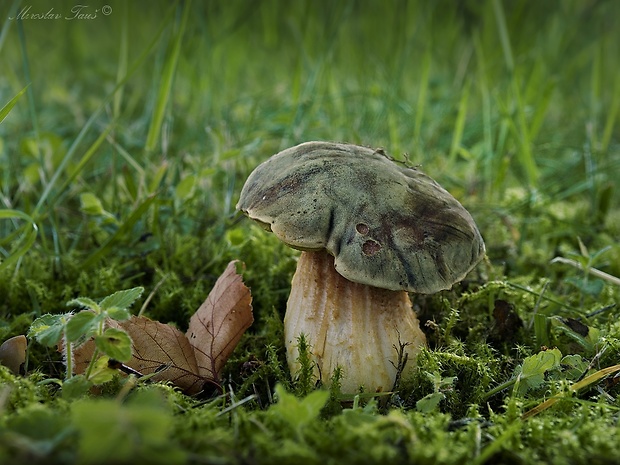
[[284, 250, 427, 393]]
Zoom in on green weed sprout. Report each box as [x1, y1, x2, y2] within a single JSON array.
[[29, 287, 143, 395], [484, 348, 563, 400]]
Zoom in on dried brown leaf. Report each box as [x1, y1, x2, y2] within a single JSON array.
[[71, 261, 253, 393], [187, 260, 254, 380], [116, 317, 206, 394], [73, 318, 205, 394], [72, 338, 95, 376]]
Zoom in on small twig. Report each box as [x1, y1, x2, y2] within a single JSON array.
[[390, 332, 411, 392], [550, 257, 620, 287], [108, 358, 144, 377], [576, 343, 608, 382], [215, 394, 257, 417], [585, 303, 616, 319]]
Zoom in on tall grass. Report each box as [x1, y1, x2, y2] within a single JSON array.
[[145, 0, 189, 153], [0, 0, 618, 312]]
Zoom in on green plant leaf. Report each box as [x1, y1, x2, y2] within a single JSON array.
[[95, 328, 132, 362], [589, 245, 612, 263], [515, 348, 562, 395], [79, 193, 117, 224], [99, 287, 144, 311], [65, 311, 99, 342], [551, 317, 602, 353], [29, 314, 67, 347], [559, 354, 589, 381], [416, 392, 445, 413], [174, 174, 196, 201], [87, 356, 118, 384], [62, 374, 93, 400], [67, 297, 100, 312], [106, 306, 132, 321], [533, 313, 550, 348], [564, 276, 604, 297], [79, 192, 107, 216], [577, 236, 589, 258], [271, 384, 329, 431]]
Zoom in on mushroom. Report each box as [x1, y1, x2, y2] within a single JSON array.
[[237, 141, 485, 393], [0, 335, 27, 375]]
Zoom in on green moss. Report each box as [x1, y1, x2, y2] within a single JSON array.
[[0, 368, 55, 413]]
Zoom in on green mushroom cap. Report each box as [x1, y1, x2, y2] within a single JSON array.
[[237, 141, 485, 294]]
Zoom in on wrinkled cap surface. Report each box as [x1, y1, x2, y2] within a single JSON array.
[[237, 141, 485, 294]]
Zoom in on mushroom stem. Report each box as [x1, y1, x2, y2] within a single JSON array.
[[284, 250, 427, 393]]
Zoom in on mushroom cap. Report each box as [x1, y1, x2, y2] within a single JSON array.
[[237, 141, 485, 294]]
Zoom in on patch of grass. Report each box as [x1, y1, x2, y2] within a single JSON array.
[[1, 0, 620, 463]]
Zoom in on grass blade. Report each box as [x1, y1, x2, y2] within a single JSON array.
[[414, 51, 431, 159], [522, 364, 620, 420], [113, 1, 129, 119], [0, 0, 20, 53], [492, 0, 514, 72], [145, 0, 189, 153], [83, 194, 158, 268], [16, 19, 37, 126], [17, 19, 43, 182], [0, 85, 28, 125], [600, 74, 620, 153], [512, 76, 539, 186], [473, 31, 495, 198], [492, 0, 539, 187], [449, 80, 471, 164], [50, 123, 115, 207], [0, 209, 38, 272]]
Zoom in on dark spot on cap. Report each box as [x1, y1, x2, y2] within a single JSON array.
[[362, 239, 381, 256], [356, 223, 369, 235]]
